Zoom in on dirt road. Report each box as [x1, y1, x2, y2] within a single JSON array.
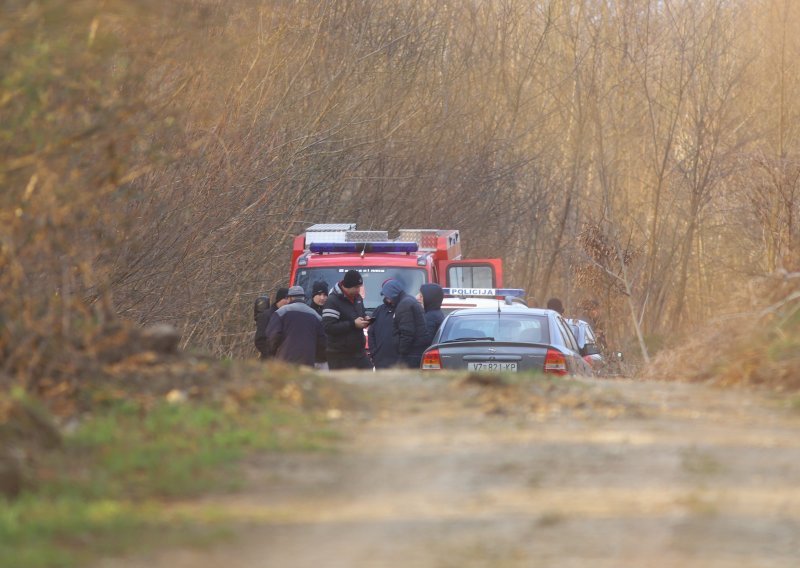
[[99, 371, 800, 568]]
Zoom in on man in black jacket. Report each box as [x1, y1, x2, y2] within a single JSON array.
[[419, 283, 445, 346], [368, 288, 399, 369], [322, 270, 371, 370], [381, 279, 428, 368], [254, 287, 289, 360], [266, 286, 326, 366]]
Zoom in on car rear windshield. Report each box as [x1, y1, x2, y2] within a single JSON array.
[[439, 313, 550, 344]]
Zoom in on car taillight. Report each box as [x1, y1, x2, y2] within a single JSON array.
[[422, 349, 441, 370], [544, 349, 568, 375]]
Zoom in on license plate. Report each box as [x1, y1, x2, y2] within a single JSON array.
[[467, 361, 518, 372]]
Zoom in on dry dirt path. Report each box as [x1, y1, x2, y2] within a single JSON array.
[[99, 371, 800, 568]]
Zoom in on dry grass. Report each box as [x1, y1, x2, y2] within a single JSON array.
[[643, 272, 800, 391]]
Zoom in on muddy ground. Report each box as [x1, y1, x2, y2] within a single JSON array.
[[97, 371, 800, 568]]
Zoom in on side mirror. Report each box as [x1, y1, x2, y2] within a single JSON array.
[[583, 343, 601, 356]]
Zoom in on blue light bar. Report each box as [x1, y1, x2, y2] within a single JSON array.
[[368, 242, 418, 253], [309, 242, 418, 254], [442, 288, 526, 298], [310, 242, 358, 253]]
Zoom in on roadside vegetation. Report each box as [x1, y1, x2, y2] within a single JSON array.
[[645, 271, 800, 392], [0, 324, 354, 568], [0, 383, 347, 567], [2, 398, 339, 568]]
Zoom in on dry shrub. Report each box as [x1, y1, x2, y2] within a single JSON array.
[[1, 319, 361, 435], [644, 271, 800, 391], [1, 0, 179, 387]]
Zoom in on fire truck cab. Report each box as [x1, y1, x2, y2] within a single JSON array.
[[290, 224, 504, 314]]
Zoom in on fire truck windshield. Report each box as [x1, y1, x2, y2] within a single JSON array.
[[294, 267, 428, 312]]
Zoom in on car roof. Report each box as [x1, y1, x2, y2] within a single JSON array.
[[441, 297, 506, 309], [442, 297, 530, 310], [447, 305, 550, 316]]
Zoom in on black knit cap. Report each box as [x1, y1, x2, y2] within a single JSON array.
[[342, 270, 363, 288], [312, 280, 329, 296], [274, 287, 290, 303]]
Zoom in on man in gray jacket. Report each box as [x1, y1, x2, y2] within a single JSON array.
[[266, 286, 326, 367]]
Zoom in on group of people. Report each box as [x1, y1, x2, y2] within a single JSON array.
[[253, 270, 445, 370]]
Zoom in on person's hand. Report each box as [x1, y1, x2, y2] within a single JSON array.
[[354, 317, 369, 329]]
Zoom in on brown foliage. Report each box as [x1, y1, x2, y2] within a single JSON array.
[[3, 0, 800, 390], [644, 272, 800, 391]]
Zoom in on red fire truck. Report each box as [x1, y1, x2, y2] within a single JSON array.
[[289, 224, 504, 313]]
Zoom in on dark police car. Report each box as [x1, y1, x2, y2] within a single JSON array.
[[421, 305, 592, 376]]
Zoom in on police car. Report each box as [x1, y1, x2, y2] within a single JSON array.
[[422, 291, 592, 376]]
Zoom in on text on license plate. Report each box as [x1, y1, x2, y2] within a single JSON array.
[[467, 362, 518, 372]]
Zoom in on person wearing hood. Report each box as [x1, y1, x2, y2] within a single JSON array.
[[368, 280, 400, 369], [322, 270, 372, 370], [254, 287, 289, 360], [381, 279, 428, 368], [419, 283, 445, 346]]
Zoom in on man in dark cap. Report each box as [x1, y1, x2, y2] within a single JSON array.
[[322, 270, 371, 369], [307, 280, 330, 368], [307, 280, 329, 316], [254, 287, 289, 360], [266, 286, 326, 366]]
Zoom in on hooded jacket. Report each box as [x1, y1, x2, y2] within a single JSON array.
[[254, 305, 278, 359], [367, 299, 399, 368], [420, 283, 445, 346], [381, 280, 428, 356], [321, 282, 367, 357]]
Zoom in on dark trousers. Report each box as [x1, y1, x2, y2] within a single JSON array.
[[401, 353, 423, 369], [327, 352, 373, 370]]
